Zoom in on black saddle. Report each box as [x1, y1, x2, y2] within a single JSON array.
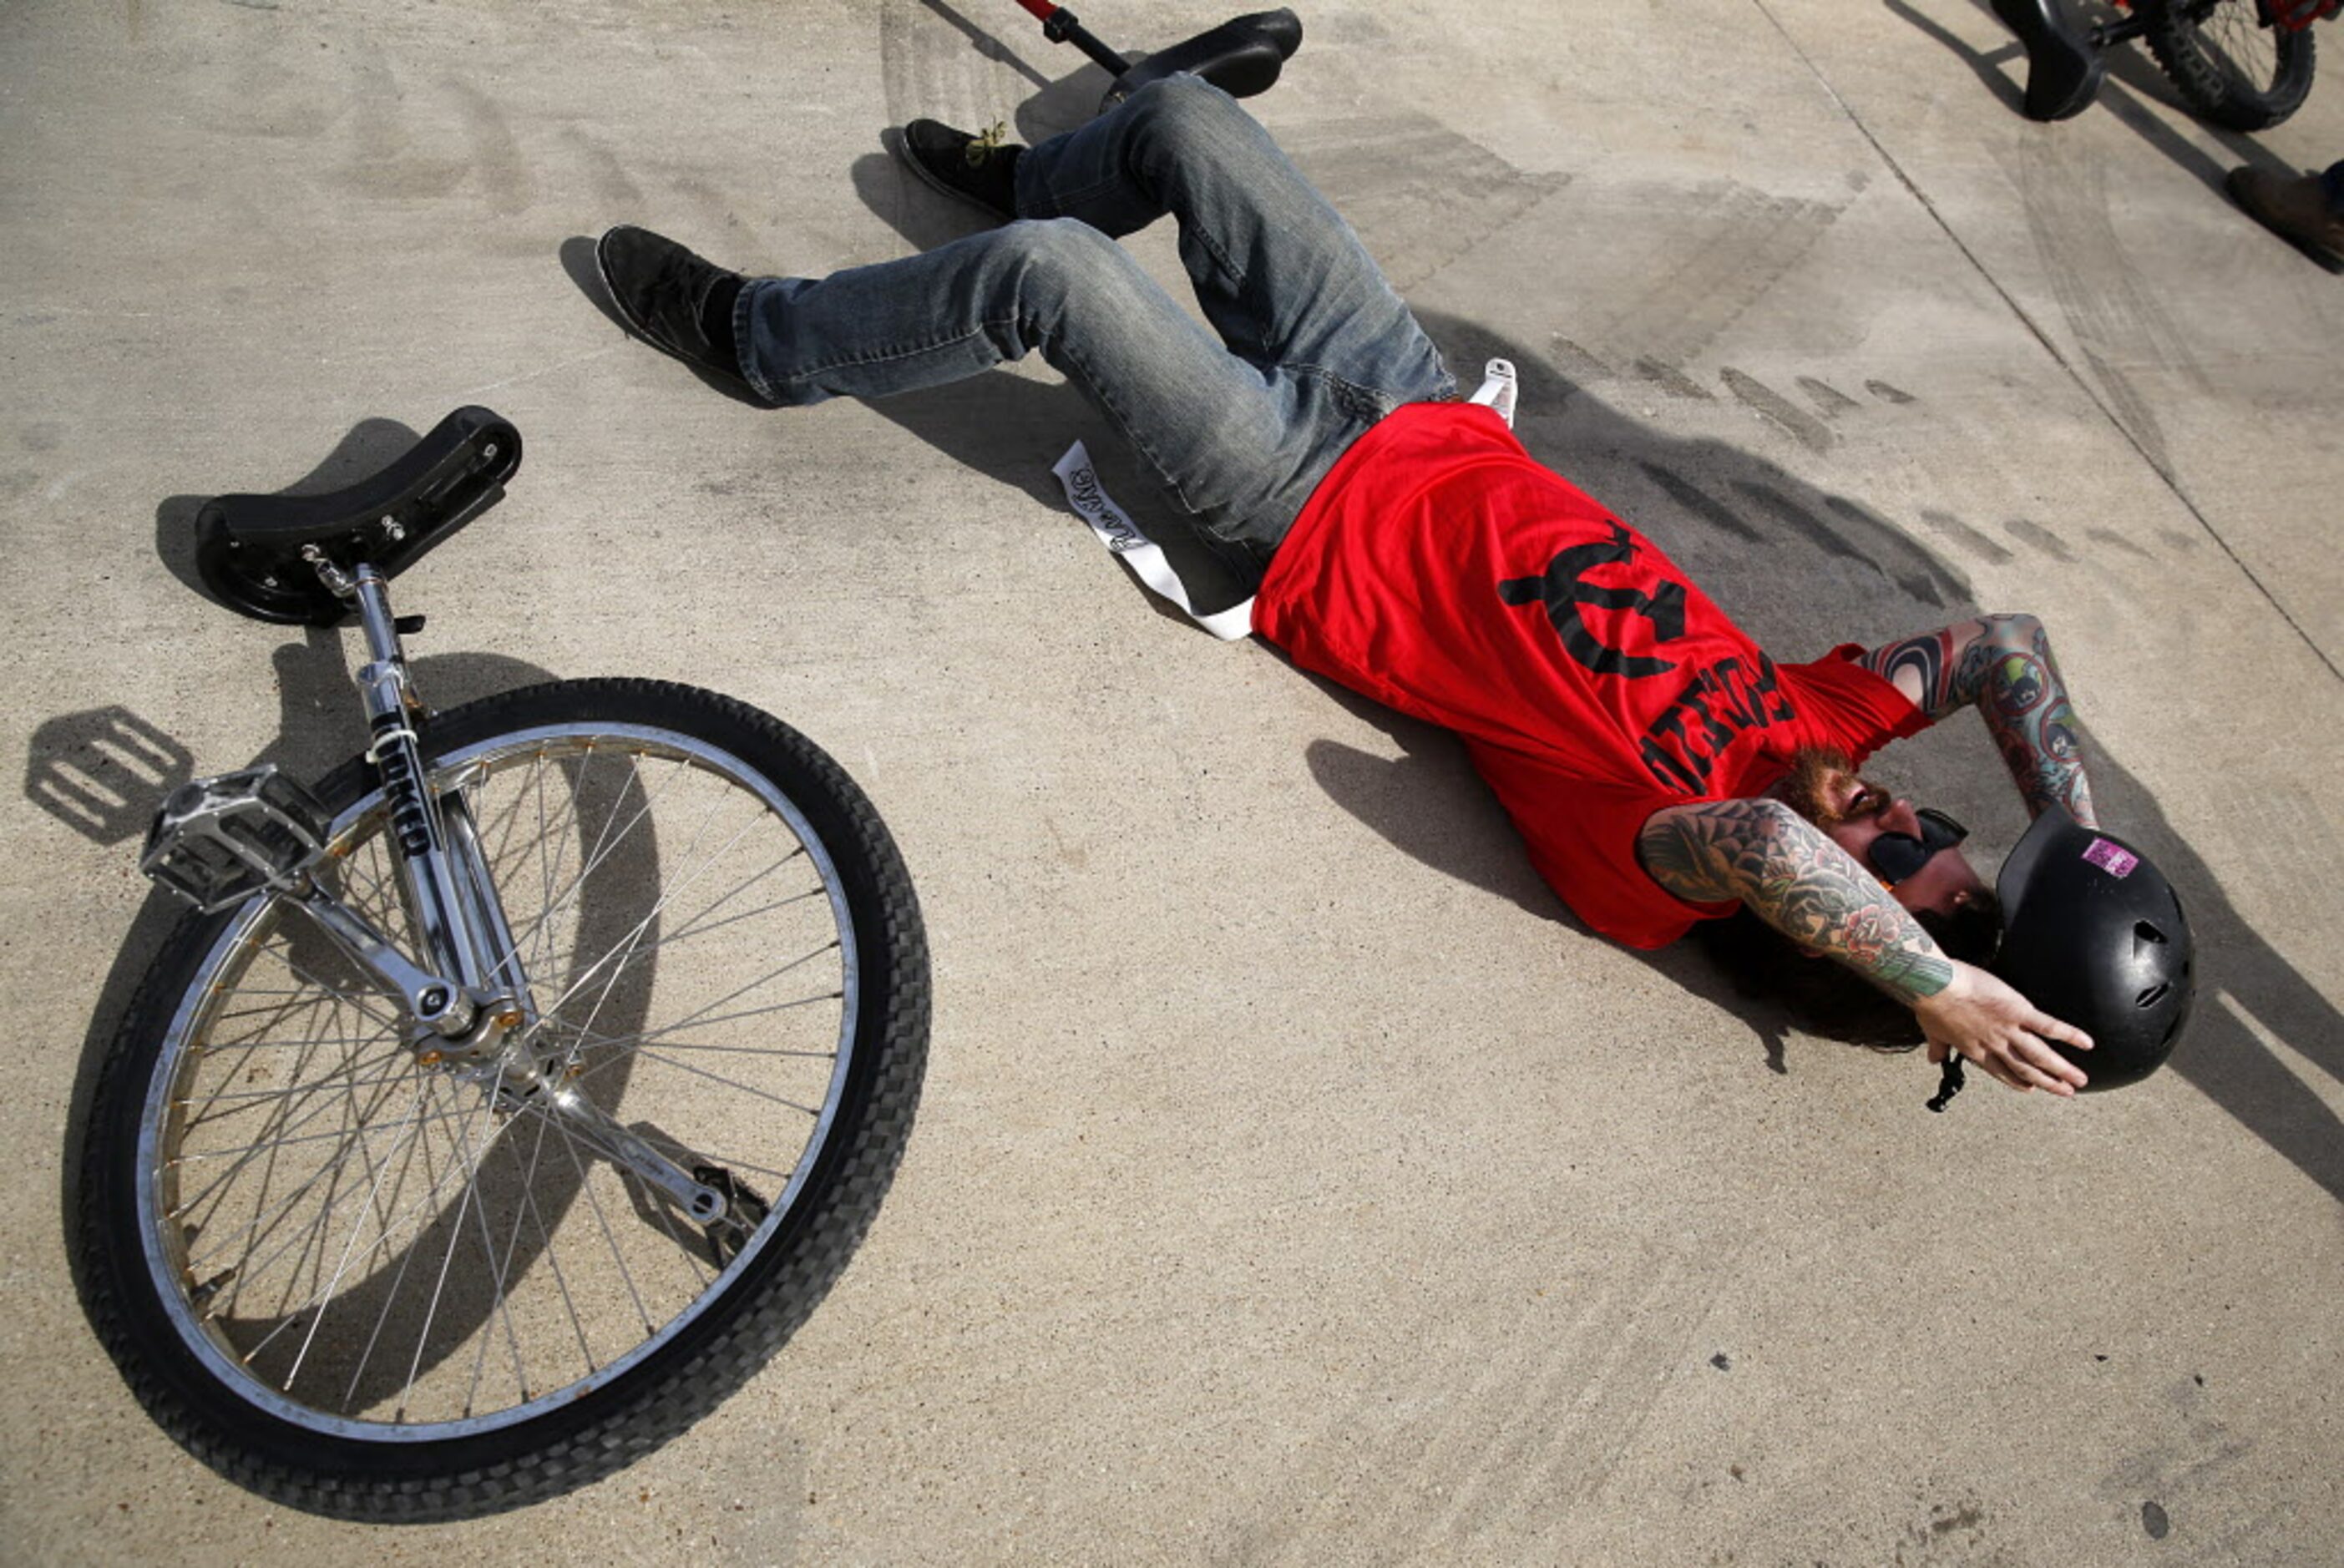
[[195, 406, 521, 626], [1102, 8, 1304, 110]]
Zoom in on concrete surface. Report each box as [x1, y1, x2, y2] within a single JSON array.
[[3, 0, 2341, 1562]]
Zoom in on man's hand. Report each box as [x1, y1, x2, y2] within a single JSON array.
[[1913, 961, 2093, 1095], [1642, 801, 2093, 1097]]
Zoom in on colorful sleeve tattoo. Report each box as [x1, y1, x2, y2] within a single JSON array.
[[1861, 615, 2098, 827], [1638, 799, 1955, 1001]]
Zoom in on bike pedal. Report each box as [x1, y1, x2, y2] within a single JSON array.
[[694, 1164, 771, 1267], [141, 765, 336, 912]]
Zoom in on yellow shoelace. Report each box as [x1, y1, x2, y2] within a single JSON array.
[[964, 119, 1008, 167]]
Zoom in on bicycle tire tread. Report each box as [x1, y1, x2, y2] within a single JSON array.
[[2140, 0, 2316, 131]]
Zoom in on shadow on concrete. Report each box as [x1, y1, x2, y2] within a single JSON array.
[[854, 369, 1265, 618], [1294, 690, 1813, 1077], [1403, 312, 2343, 1196], [1891, 0, 2033, 118], [911, 0, 1058, 95], [899, 0, 1123, 139], [24, 707, 196, 847], [850, 145, 1001, 256], [1283, 665, 1807, 1078]]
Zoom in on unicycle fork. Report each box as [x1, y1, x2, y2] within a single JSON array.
[[143, 535, 736, 1222], [144, 562, 518, 1045]]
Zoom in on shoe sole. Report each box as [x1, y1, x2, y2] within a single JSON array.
[[886, 127, 1015, 223]]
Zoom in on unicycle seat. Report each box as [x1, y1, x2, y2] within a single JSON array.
[[1102, 8, 1303, 109], [195, 404, 522, 625]]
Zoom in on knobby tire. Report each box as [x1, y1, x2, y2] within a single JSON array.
[[2142, 0, 2316, 130]]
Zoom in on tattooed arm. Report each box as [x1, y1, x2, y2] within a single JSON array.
[[1638, 797, 2092, 1093], [1640, 797, 1955, 997], [1859, 614, 2097, 827]]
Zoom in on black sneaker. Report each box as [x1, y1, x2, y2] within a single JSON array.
[[595, 225, 751, 390], [896, 119, 1023, 221]]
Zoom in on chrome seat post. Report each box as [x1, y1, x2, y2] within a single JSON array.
[[347, 564, 497, 1009]]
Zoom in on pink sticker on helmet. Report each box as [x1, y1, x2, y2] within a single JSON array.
[[2082, 838, 2139, 878]]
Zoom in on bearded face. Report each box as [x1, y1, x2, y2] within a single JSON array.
[[1765, 746, 1997, 929]]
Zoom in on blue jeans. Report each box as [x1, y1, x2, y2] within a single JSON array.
[[734, 76, 1455, 569]]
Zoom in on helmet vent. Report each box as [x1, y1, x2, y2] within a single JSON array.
[[2136, 981, 2171, 1009], [2134, 920, 2169, 948]]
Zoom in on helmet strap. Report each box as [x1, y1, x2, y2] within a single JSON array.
[[1926, 1056, 1967, 1113]]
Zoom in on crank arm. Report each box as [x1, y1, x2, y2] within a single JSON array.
[[281, 880, 478, 1038], [532, 1090, 731, 1224]]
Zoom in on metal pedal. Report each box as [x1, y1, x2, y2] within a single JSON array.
[[141, 765, 335, 912], [694, 1164, 772, 1266]]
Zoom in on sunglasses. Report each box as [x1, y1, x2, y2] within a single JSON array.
[[1857, 802, 1969, 888]]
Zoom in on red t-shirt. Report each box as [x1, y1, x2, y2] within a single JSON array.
[[1253, 402, 1929, 948]]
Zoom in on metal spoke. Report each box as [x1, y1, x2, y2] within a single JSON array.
[[565, 1033, 839, 1062], [522, 781, 770, 1040], [489, 750, 689, 984], [131, 710, 890, 1447], [649, 852, 813, 951], [195, 1029, 403, 1053], [571, 1043, 826, 1119], [170, 1102, 486, 1162], [173, 1067, 433, 1236], [225, 1075, 447, 1368], [398, 1067, 526, 1419], [337, 1074, 449, 1413], [210, 1098, 463, 1336], [180, 1047, 423, 1285], [545, 941, 840, 1066], [545, 1100, 659, 1336], [277, 1074, 452, 1393], [504, 1104, 598, 1376]]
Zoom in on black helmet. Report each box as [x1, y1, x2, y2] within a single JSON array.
[[1992, 807, 2195, 1091]]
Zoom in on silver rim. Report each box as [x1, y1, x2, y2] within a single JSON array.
[[136, 721, 861, 1441]]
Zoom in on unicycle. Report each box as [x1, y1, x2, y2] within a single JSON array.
[[73, 407, 930, 1520]]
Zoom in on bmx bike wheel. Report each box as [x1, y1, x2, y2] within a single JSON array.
[[2143, 0, 2316, 131]]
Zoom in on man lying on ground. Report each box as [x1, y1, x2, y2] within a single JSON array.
[[595, 76, 2104, 1094]]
